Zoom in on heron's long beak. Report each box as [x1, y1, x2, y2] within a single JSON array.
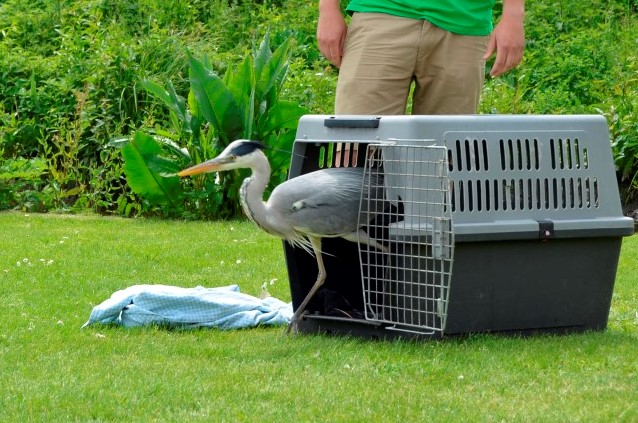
[[177, 157, 230, 177]]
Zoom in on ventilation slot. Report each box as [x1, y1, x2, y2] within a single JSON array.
[[450, 177, 600, 213], [550, 138, 588, 170], [499, 138, 540, 171], [448, 139, 489, 172]]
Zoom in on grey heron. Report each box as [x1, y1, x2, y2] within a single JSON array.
[[178, 140, 387, 334]]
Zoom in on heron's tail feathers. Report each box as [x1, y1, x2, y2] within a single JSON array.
[[286, 236, 316, 256]]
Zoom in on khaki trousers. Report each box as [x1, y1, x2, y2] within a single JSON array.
[[335, 13, 490, 115]]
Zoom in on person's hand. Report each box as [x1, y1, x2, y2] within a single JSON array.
[[317, 0, 347, 67], [484, 12, 525, 77]]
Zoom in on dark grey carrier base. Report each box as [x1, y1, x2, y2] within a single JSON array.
[[288, 236, 623, 339], [444, 236, 623, 335]]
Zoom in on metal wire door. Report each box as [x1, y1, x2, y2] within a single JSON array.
[[358, 143, 455, 334]]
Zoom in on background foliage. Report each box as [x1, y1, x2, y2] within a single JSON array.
[[1, 0, 637, 217]]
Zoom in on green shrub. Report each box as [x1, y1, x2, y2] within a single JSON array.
[[0, 156, 50, 212]]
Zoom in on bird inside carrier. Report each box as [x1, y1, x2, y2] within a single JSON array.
[[359, 143, 455, 335]]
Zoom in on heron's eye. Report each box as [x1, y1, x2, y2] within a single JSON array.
[[228, 154, 237, 161]]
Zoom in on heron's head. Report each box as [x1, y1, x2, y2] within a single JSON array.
[[177, 140, 265, 177]]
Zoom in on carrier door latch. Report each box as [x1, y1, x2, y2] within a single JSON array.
[[537, 220, 555, 240]]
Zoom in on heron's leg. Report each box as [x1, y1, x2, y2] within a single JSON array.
[[286, 237, 326, 335]]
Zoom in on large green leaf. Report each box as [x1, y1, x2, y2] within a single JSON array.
[[254, 33, 271, 64], [186, 89, 205, 136], [109, 134, 190, 165], [253, 33, 273, 90], [226, 58, 255, 139], [226, 57, 253, 108], [256, 100, 307, 138], [122, 132, 184, 205], [188, 53, 243, 144], [257, 36, 292, 100], [142, 79, 187, 124]]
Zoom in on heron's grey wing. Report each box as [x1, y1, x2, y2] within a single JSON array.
[[268, 167, 384, 237]]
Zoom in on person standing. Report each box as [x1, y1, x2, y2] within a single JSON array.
[[317, 0, 525, 115]]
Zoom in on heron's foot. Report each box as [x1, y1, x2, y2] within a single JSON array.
[[285, 320, 297, 335], [285, 312, 303, 335]]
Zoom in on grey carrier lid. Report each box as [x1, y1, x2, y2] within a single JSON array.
[[294, 114, 635, 242]]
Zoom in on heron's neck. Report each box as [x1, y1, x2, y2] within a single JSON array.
[[239, 152, 274, 233]]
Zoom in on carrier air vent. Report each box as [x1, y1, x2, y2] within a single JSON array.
[[499, 138, 541, 171], [550, 138, 588, 170], [450, 177, 599, 212], [447, 139, 489, 172]]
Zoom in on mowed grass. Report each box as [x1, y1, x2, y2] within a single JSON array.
[[1, 212, 636, 422]]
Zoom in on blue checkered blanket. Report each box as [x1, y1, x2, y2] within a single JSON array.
[[82, 284, 292, 329]]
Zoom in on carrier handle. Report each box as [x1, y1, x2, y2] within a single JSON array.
[[324, 116, 381, 129]]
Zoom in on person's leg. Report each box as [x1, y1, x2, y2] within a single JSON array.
[[335, 13, 422, 115], [412, 22, 489, 115]]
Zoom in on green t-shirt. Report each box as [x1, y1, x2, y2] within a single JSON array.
[[346, 0, 496, 36]]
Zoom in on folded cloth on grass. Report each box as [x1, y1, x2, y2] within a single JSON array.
[[82, 284, 292, 329]]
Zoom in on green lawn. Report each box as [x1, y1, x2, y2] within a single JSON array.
[[1, 212, 636, 422]]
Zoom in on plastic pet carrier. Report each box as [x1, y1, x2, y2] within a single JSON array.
[[284, 115, 634, 339]]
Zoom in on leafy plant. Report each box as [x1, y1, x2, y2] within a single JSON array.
[[186, 32, 307, 183], [0, 156, 49, 212], [114, 33, 308, 219]]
